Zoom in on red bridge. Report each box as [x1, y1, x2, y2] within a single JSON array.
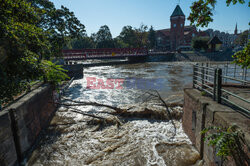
[[62, 48, 170, 61]]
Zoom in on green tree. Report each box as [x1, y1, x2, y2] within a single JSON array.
[[192, 37, 209, 51], [70, 35, 95, 49], [0, 0, 49, 103], [202, 125, 250, 166], [148, 26, 156, 49], [188, 0, 249, 27], [95, 25, 114, 48], [134, 24, 148, 48], [234, 30, 249, 46], [28, 0, 86, 57], [233, 40, 250, 68], [188, 0, 249, 68], [0, 0, 84, 104], [113, 37, 129, 48], [119, 26, 137, 48]]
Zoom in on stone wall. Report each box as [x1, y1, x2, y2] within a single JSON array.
[[0, 84, 57, 166], [183, 88, 250, 166]]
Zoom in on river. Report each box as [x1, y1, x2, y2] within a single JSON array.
[[27, 62, 203, 166]]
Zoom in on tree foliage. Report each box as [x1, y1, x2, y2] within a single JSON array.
[[234, 30, 249, 46], [0, 0, 84, 105], [233, 40, 250, 68], [68, 24, 157, 49], [70, 35, 95, 49], [188, 0, 249, 27], [148, 26, 156, 49], [118, 24, 153, 48], [192, 37, 209, 51], [134, 24, 148, 48], [41, 60, 69, 86], [94, 25, 114, 48], [119, 26, 137, 48], [28, 0, 85, 57], [188, 0, 249, 68], [201, 125, 250, 166]]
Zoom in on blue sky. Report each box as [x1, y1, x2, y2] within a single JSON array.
[[51, 0, 249, 37]]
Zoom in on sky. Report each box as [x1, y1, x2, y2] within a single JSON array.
[[51, 0, 250, 37]]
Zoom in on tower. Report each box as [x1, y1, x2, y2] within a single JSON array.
[[170, 5, 185, 50], [234, 23, 238, 35]]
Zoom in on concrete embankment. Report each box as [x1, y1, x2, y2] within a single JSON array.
[[0, 84, 57, 166], [174, 50, 234, 62]]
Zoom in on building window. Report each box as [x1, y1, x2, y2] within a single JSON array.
[[157, 37, 161, 45], [181, 24, 183, 27], [173, 24, 176, 28]]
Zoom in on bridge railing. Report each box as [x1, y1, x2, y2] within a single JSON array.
[[62, 48, 148, 60]]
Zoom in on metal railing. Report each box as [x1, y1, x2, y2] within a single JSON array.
[[193, 63, 250, 118]]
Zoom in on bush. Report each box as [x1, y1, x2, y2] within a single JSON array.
[[201, 125, 250, 166], [41, 60, 69, 86]]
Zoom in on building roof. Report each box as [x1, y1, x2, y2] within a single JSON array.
[[208, 36, 223, 45], [157, 25, 197, 37], [158, 29, 170, 36], [171, 5, 185, 17], [184, 31, 191, 35], [198, 31, 209, 37], [184, 25, 196, 31]]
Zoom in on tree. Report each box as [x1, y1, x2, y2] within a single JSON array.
[[95, 25, 114, 48], [233, 40, 250, 68], [119, 26, 137, 48], [113, 37, 129, 48], [28, 0, 86, 57], [201, 125, 250, 166], [0, 0, 49, 103], [188, 0, 249, 68], [234, 30, 249, 46], [70, 35, 95, 49], [192, 37, 209, 51], [188, 0, 249, 27], [134, 24, 148, 48], [0, 0, 83, 104], [148, 26, 156, 49]]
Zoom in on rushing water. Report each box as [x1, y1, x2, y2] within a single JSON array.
[[27, 62, 203, 166]]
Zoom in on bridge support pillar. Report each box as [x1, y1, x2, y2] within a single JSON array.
[[63, 64, 83, 79]]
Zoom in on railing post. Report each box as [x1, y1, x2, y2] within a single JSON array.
[[216, 68, 222, 103], [244, 67, 247, 86], [213, 68, 217, 101], [193, 64, 197, 88], [242, 67, 245, 85], [225, 62, 228, 83], [205, 63, 208, 83], [201, 66, 205, 90], [233, 63, 236, 78]]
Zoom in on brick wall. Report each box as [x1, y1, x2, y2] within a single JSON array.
[[183, 88, 250, 166]]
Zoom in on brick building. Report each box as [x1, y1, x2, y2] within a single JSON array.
[[156, 5, 208, 50]]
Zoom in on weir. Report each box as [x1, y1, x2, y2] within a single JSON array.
[[1, 62, 248, 165]]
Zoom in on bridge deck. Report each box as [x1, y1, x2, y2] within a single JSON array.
[[62, 48, 171, 61]]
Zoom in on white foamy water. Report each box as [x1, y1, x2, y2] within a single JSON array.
[[28, 62, 202, 166]]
